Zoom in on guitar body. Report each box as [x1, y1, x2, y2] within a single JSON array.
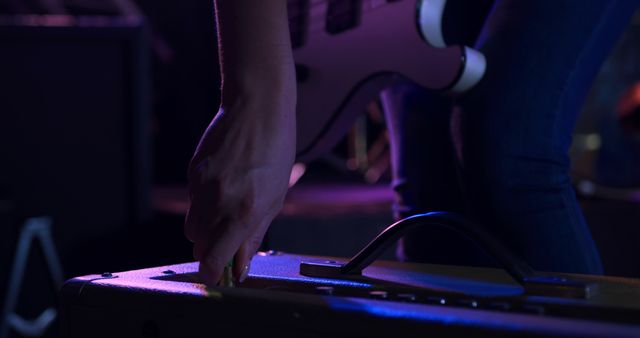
[[293, 0, 486, 162]]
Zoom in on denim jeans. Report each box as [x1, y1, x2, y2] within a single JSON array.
[[382, 0, 639, 274]]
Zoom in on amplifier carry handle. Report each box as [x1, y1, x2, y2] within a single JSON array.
[[299, 212, 593, 299]]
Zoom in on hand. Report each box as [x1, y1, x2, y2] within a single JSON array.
[[185, 99, 295, 287]]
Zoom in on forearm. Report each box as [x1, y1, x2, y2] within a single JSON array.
[[214, 0, 296, 111], [186, 1, 298, 286]]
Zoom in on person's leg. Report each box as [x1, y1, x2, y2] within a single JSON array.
[[382, 0, 496, 266], [381, 81, 486, 266], [458, 0, 639, 274]]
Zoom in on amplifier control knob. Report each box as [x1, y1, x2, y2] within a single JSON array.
[[315, 286, 334, 295], [368, 291, 388, 299], [426, 296, 447, 305], [397, 293, 416, 302]]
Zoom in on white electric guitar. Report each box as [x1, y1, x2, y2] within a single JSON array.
[[292, 0, 487, 161]]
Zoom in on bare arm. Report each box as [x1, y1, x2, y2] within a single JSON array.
[[185, 0, 296, 286], [215, 0, 295, 106]]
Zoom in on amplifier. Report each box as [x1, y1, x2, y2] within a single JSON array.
[[60, 213, 640, 337], [60, 253, 640, 338], [0, 15, 152, 249]]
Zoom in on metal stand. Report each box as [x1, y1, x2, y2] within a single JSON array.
[[1, 217, 63, 338]]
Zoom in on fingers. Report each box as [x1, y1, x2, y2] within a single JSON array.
[[184, 192, 203, 243], [184, 208, 198, 243], [185, 163, 287, 287], [185, 198, 216, 253], [185, 175, 250, 286], [198, 219, 250, 287], [233, 219, 271, 283], [184, 173, 221, 244]]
